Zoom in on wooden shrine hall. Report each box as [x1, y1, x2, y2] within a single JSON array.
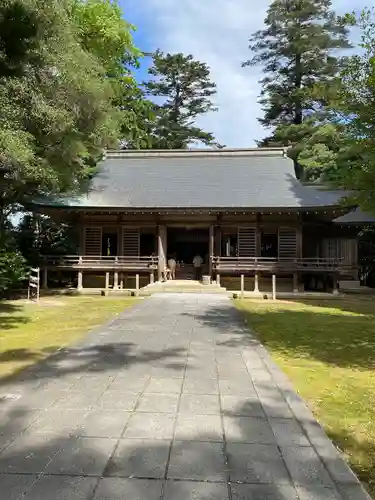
[[33, 148, 362, 294]]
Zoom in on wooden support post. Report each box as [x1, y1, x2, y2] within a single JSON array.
[[158, 225, 167, 281], [105, 272, 110, 294], [333, 274, 339, 295], [77, 271, 83, 291], [209, 225, 214, 277], [272, 274, 276, 300], [293, 272, 299, 293], [120, 273, 124, 289], [150, 271, 154, 284], [240, 274, 245, 298], [216, 273, 220, 286], [113, 272, 119, 290], [254, 272, 259, 293], [135, 273, 140, 296], [43, 267, 48, 289]]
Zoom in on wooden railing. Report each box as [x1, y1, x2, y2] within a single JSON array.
[[211, 256, 350, 273], [43, 255, 158, 271]]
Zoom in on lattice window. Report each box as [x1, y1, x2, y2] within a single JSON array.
[[278, 227, 297, 259], [238, 227, 256, 257], [84, 227, 102, 256], [122, 227, 140, 256]]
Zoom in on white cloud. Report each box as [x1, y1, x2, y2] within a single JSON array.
[[128, 0, 369, 147]]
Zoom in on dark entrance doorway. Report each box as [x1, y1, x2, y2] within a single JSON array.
[[167, 227, 209, 278], [102, 232, 118, 257], [261, 231, 278, 258]]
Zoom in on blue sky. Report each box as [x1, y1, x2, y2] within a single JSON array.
[[121, 0, 370, 147]]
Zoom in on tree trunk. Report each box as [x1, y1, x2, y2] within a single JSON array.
[[294, 53, 303, 126]]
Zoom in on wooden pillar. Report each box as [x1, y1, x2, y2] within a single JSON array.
[[297, 216, 303, 259], [272, 274, 276, 300], [135, 273, 140, 296], [105, 272, 110, 291], [120, 273, 124, 289], [256, 213, 261, 257], [254, 272, 259, 293], [333, 274, 339, 295], [293, 272, 299, 293], [150, 271, 154, 284], [215, 226, 222, 256], [77, 271, 83, 291], [43, 268, 48, 289], [240, 274, 245, 298], [113, 272, 119, 290], [216, 273, 221, 286], [79, 215, 85, 255], [209, 225, 214, 276], [158, 225, 167, 281]]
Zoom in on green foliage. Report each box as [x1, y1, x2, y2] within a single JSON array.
[[0, 0, 120, 207], [327, 8, 375, 212], [61, 1, 156, 152], [144, 50, 219, 148], [245, 0, 351, 128], [0, 248, 27, 294], [0, 229, 28, 294], [16, 214, 79, 266], [245, 0, 352, 179], [0, 0, 153, 214], [70, 0, 139, 77]]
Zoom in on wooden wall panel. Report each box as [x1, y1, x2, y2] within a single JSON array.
[[238, 227, 256, 257], [322, 238, 358, 265], [122, 227, 140, 256], [278, 227, 298, 259], [84, 227, 102, 255]]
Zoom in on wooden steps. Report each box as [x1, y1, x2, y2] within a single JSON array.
[[144, 280, 227, 295]]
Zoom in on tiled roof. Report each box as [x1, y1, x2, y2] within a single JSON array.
[[34, 148, 345, 210], [333, 208, 375, 225]]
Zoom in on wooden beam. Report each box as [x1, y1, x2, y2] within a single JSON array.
[[135, 273, 140, 296], [240, 274, 245, 298]]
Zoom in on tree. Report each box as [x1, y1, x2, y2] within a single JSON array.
[[0, 0, 120, 209], [243, 0, 352, 177], [330, 8, 375, 213], [144, 50, 219, 149], [16, 214, 79, 266], [70, 0, 138, 78], [0, 0, 155, 217], [69, 0, 156, 150]]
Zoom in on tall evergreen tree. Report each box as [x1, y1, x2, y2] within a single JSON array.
[[144, 50, 219, 149], [243, 0, 351, 176], [331, 8, 375, 213]]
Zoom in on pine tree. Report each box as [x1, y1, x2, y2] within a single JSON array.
[[243, 0, 351, 176], [144, 50, 219, 149]]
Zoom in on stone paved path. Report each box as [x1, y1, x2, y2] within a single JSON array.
[[0, 294, 370, 500]]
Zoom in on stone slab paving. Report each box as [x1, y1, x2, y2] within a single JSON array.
[[0, 293, 371, 500]]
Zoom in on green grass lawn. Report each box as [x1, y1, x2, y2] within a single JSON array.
[[0, 296, 138, 381], [237, 297, 375, 498]]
